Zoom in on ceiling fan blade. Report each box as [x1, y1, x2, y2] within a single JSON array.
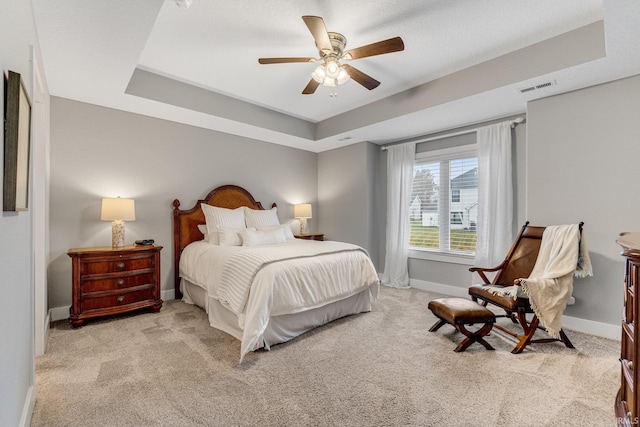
[[302, 16, 333, 54], [302, 79, 320, 95], [342, 64, 380, 90], [343, 36, 405, 60], [258, 57, 316, 64]]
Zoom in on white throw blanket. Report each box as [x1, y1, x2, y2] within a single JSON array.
[[514, 224, 593, 338]]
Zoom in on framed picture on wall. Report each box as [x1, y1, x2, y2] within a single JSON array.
[[3, 70, 31, 212]]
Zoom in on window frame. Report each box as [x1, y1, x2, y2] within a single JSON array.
[[409, 144, 477, 263]]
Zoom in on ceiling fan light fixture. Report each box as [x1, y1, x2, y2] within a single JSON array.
[[325, 60, 340, 78], [313, 61, 350, 88], [311, 65, 326, 83], [323, 77, 337, 87], [336, 67, 350, 85]]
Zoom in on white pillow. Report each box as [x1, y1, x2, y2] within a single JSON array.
[[257, 224, 295, 241], [197, 224, 210, 242], [240, 227, 287, 246], [244, 206, 279, 228], [218, 227, 247, 246], [201, 204, 246, 238]]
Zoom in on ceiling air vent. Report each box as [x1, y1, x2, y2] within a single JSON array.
[[518, 79, 557, 94]]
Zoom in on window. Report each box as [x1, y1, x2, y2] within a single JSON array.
[[410, 146, 478, 255], [451, 211, 463, 225]]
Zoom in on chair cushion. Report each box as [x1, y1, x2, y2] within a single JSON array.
[[469, 284, 532, 312], [428, 297, 495, 325]]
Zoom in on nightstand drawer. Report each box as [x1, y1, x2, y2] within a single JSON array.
[[81, 286, 156, 311], [80, 254, 154, 275], [81, 272, 156, 293]]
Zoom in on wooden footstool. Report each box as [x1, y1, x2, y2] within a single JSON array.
[[427, 297, 496, 352]]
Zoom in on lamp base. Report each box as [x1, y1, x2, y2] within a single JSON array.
[[112, 220, 125, 248], [299, 218, 308, 235]]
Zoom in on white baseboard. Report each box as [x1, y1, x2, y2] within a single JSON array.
[[49, 305, 70, 322], [19, 385, 34, 427], [161, 289, 176, 301], [410, 278, 620, 341], [561, 315, 620, 341], [410, 279, 470, 298]]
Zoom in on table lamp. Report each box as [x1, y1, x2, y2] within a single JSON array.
[[294, 203, 312, 235], [101, 197, 135, 248]]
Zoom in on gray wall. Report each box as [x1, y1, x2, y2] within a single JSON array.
[[367, 74, 640, 329], [0, 0, 41, 425], [527, 74, 640, 324], [49, 98, 318, 308], [317, 141, 381, 267]]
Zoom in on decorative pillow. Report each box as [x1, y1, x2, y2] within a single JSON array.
[[218, 227, 247, 246], [197, 223, 221, 244], [244, 206, 279, 228], [240, 227, 287, 246], [201, 204, 246, 238], [257, 224, 295, 241]]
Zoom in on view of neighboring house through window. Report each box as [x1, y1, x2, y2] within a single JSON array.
[[410, 146, 478, 255]]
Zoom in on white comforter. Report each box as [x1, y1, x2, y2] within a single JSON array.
[[179, 239, 380, 360]]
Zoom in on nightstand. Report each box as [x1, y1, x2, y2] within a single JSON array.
[[67, 244, 163, 327], [294, 233, 324, 241]]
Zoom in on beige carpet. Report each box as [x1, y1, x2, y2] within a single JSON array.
[[32, 287, 619, 427]]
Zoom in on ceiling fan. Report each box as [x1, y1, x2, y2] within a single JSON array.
[[258, 15, 405, 95]]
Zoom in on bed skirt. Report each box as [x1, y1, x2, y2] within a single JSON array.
[[180, 278, 373, 353]]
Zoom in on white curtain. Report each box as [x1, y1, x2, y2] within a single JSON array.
[[474, 122, 513, 269], [381, 142, 416, 288]]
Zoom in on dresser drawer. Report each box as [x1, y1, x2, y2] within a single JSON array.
[[81, 286, 156, 311], [81, 272, 156, 293], [80, 254, 154, 275]]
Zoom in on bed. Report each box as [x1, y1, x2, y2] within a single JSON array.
[[172, 184, 380, 361]]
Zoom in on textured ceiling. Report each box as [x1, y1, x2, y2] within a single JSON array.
[[31, 0, 640, 152]]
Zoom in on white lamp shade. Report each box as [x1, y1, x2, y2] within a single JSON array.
[[294, 203, 312, 219], [101, 197, 136, 221]]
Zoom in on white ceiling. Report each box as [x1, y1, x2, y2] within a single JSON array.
[[31, 0, 640, 153]]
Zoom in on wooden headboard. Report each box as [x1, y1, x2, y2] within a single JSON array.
[[172, 184, 274, 299]]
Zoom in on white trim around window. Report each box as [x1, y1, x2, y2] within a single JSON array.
[[409, 248, 475, 265]]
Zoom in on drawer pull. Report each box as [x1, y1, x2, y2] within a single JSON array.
[[117, 296, 125, 303], [629, 361, 634, 371], [116, 262, 125, 269], [117, 279, 125, 286]]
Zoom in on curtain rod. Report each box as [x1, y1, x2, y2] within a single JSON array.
[[380, 116, 525, 151]]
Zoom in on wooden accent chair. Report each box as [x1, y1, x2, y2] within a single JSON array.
[[468, 222, 581, 354]]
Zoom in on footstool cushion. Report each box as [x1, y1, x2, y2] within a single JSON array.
[[428, 297, 496, 352]]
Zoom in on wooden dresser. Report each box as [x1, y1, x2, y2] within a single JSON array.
[[68, 245, 163, 327], [616, 232, 640, 426]]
